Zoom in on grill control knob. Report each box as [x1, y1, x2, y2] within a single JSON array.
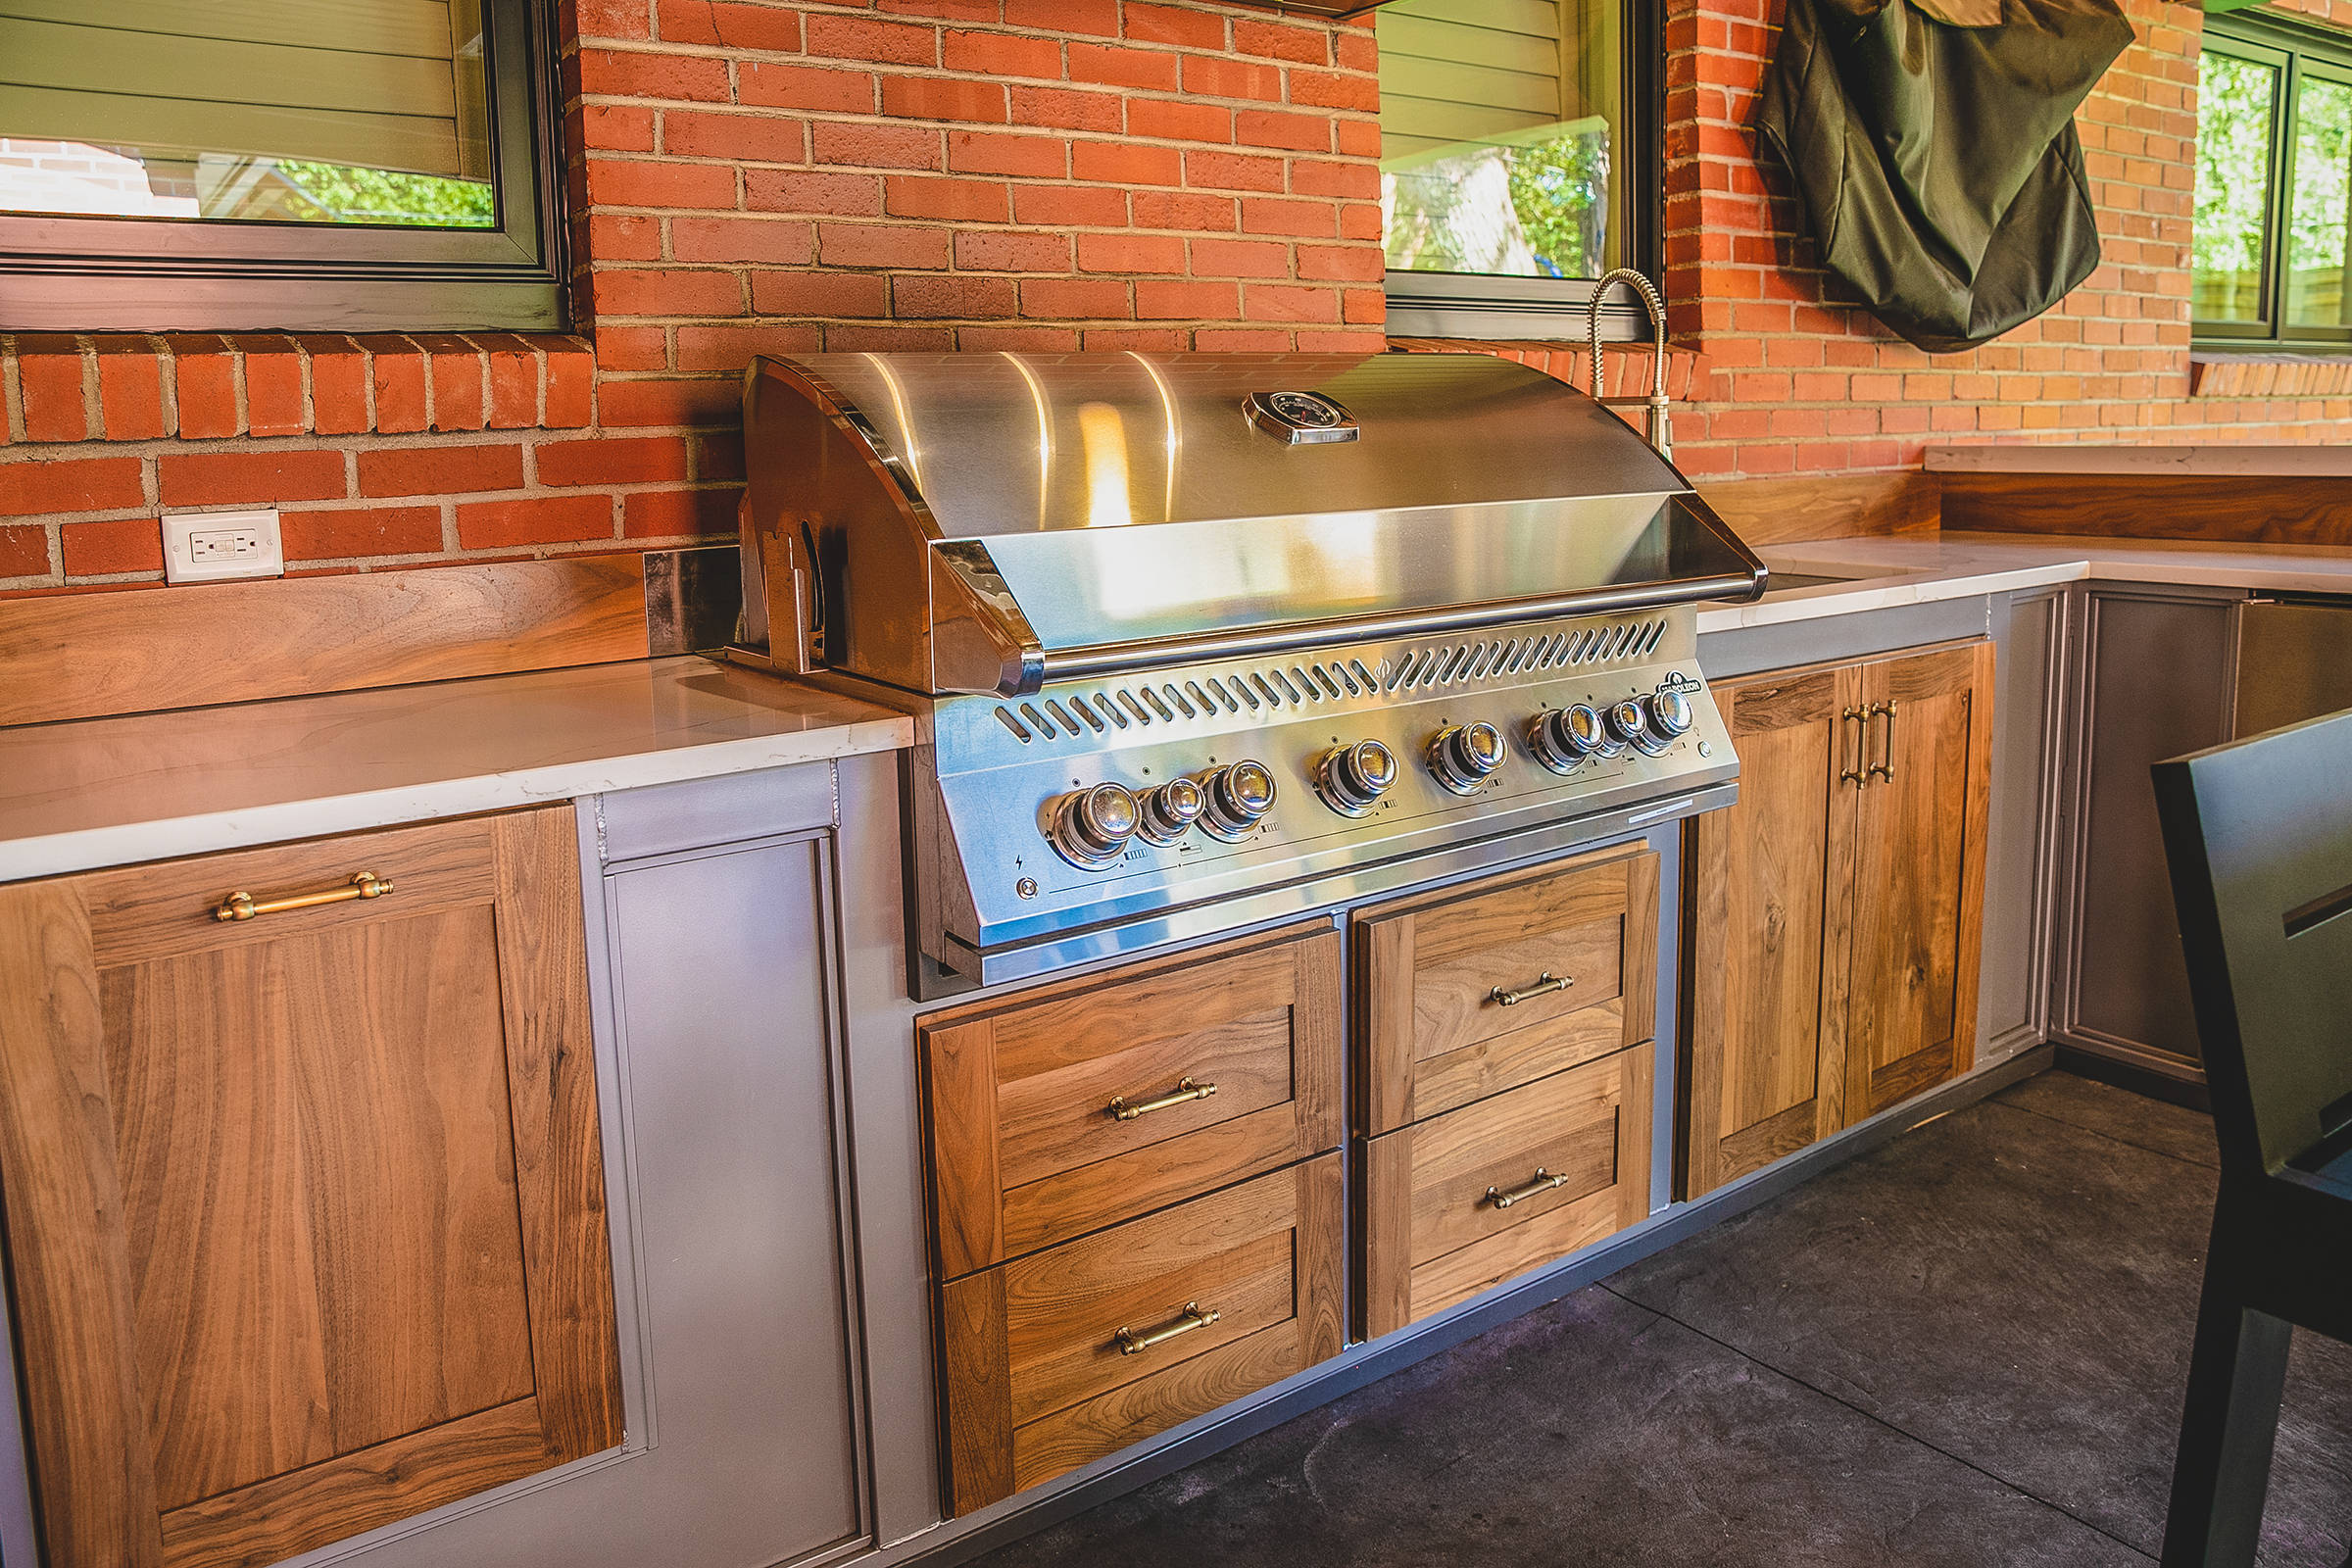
[[1607, 698, 1672, 758], [1428, 721, 1507, 795], [1526, 705, 1605, 774], [1049, 782, 1141, 869], [1650, 687, 1694, 741], [1199, 760, 1278, 842], [1136, 777, 1205, 845], [1314, 739, 1398, 816]]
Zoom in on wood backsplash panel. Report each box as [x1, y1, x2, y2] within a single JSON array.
[[0, 557, 650, 728], [1940, 473, 2352, 544], [1694, 472, 1939, 547]]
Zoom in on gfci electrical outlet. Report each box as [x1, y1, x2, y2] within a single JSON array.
[[163, 510, 284, 584]]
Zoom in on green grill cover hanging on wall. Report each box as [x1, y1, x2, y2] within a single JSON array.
[[1758, 0, 2135, 353]]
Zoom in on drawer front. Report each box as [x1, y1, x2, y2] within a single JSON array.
[[1357, 844, 1658, 1135], [1363, 1044, 1652, 1339], [921, 921, 1342, 1279], [939, 1153, 1344, 1514]]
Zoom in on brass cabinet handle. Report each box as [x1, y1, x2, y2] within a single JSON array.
[[214, 870, 394, 923], [1838, 707, 1868, 787], [1491, 972, 1572, 1007], [1116, 1301, 1220, 1355], [1486, 1167, 1570, 1209], [1107, 1077, 1216, 1121], [1867, 700, 1897, 784]]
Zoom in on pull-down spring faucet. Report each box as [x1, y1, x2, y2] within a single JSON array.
[[1585, 268, 1673, 463]]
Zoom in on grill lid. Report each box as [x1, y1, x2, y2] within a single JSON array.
[[738, 351, 1764, 697]]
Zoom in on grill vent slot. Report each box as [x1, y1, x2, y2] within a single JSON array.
[[991, 617, 1670, 745]]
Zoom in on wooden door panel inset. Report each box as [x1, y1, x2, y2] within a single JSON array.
[[921, 921, 1343, 1279], [1358, 844, 1658, 1136], [0, 807, 622, 1568], [1363, 1044, 1652, 1338], [102, 905, 536, 1510], [941, 1153, 1344, 1516], [1846, 643, 1991, 1121], [994, 1007, 1294, 1189]]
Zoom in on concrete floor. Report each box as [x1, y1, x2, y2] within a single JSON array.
[[970, 1070, 2352, 1567]]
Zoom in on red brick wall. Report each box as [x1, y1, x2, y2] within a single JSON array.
[[1659, 0, 2352, 481], [6, 0, 2346, 600], [0, 0, 1386, 596]]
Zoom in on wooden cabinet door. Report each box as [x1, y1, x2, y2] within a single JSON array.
[[0, 808, 622, 1568], [1686, 664, 1856, 1198], [1843, 641, 1993, 1121]]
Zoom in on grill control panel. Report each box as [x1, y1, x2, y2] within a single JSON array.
[[929, 610, 1740, 960]]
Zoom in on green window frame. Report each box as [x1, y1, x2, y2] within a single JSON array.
[[0, 0, 564, 333], [2195, 13, 2352, 350]]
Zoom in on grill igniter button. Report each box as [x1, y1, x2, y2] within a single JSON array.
[[1313, 738, 1397, 816], [1427, 720, 1507, 795], [1049, 781, 1142, 869], [1135, 776, 1206, 845], [1525, 704, 1610, 774], [1606, 698, 1673, 758], [1199, 760, 1277, 842]]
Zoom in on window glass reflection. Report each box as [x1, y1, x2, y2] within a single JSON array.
[[2194, 51, 2278, 323], [2285, 74, 2352, 327]]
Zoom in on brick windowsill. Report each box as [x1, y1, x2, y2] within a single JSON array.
[[1, 332, 596, 445], [2186, 352, 2352, 400]]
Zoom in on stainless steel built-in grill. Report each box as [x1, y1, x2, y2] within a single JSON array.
[[730, 352, 1767, 995]]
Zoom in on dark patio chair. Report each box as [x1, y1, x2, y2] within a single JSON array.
[[2152, 708, 2352, 1568]]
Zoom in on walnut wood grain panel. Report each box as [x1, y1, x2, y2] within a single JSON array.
[[1005, 1232, 1294, 1426], [101, 906, 534, 1510], [1844, 642, 1992, 1121], [1938, 472, 2352, 545], [940, 1271, 1015, 1514], [1715, 1097, 1820, 1186], [0, 555, 651, 728], [999, 1103, 1300, 1263], [925, 1018, 1004, 1281], [0, 882, 166, 1568], [942, 1153, 1342, 1515], [994, 1007, 1294, 1191], [1684, 663, 1847, 1200], [1694, 471, 1939, 548], [920, 922, 1341, 1278], [490, 806, 624, 1462], [1356, 844, 1653, 1137], [1009, 1322, 1305, 1497], [156, 1397, 554, 1568], [79, 815, 500, 968], [1364, 1046, 1652, 1336]]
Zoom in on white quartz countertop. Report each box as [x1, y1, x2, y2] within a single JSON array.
[[1698, 532, 2352, 635], [0, 657, 912, 883]]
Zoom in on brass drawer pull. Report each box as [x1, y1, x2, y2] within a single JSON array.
[[1116, 1301, 1220, 1356], [215, 870, 394, 923], [1486, 1167, 1570, 1209], [1490, 972, 1572, 1007], [1867, 700, 1897, 784], [1108, 1077, 1216, 1121], [1839, 706, 1868, 787]]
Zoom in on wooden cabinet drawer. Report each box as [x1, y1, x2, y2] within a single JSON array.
[[920, 921, 1342, 1279], [939, 1153, 1343, 1515], [1363, 1044, 1652, 1338], [1356, 844, 1657, 1136]]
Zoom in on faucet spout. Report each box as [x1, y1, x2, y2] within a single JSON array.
[[1585, 268, 1673, 463]]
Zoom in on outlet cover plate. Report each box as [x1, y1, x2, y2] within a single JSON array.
[[163, 510, 284, 584]]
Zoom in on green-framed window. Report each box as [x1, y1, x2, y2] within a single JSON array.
[[2196, 13, 2352, 348]]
